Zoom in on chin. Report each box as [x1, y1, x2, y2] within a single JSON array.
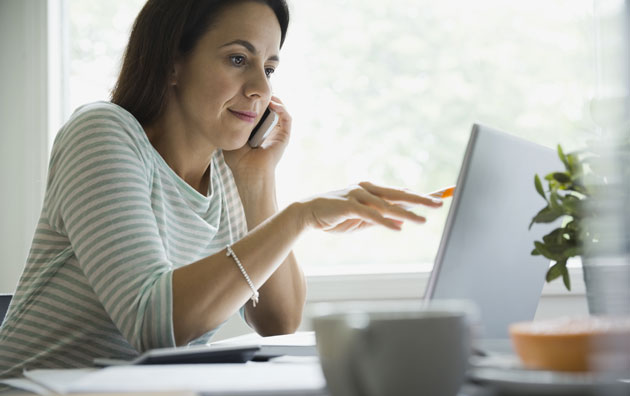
[[215, 125, 251, 150], [221, 137, 249, 151]]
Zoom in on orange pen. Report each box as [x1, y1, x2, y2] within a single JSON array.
[[429, 186, 455, 199]]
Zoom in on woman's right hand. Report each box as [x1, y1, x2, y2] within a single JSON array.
[[299, 181, 443, 233]]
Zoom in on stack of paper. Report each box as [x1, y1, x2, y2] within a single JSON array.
[[1, 360, 327, 396], [210, 331, 317, 358]]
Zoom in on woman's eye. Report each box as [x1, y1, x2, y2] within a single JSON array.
[[230, 55, 245, 66], [265, 68, 275, 77]]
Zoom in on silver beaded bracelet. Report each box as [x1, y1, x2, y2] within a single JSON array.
[[226, 245, 260, 307]]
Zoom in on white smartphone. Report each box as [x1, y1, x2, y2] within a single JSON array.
[[248, 108, 279, 148]]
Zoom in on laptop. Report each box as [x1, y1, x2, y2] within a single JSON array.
[[425, 123, 559, 341]]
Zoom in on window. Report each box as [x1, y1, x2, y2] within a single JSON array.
[[62, 1, 621, 276], [64, 0, 146, 115]]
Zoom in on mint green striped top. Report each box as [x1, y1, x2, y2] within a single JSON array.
[[0, 102, 248, 379]]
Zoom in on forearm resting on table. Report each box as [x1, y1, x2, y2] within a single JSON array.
[[171, 202, 306, 346]]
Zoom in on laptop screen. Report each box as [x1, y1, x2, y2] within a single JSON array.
[[425, 124, 560, 339]]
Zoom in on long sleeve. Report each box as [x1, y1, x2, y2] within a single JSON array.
[[45, 104, 175, 351], [0, 102, 249, 379]]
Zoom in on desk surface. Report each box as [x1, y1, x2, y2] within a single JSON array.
[[2, 353, 625, 396], [0, 385, 492, 396]]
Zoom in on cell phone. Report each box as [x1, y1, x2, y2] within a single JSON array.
[[248, 108, 279, 148]]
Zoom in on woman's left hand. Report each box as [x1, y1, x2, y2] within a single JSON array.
[[223, 96, 291, 179]]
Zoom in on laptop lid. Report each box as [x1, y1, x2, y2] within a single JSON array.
[[425, 124, 559, 339]]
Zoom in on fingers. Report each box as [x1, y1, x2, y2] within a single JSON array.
[[270, 95, 284, 104], [306, 182, 442, 233], [354, 188, 426, 224], [268, 96, 290, 121], [266, 96, 292, 143], [349, 202, 405, 231], [326, 219, 373, 233], [358, 181, 443, 208]]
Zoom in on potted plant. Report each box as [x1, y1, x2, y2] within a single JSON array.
[[530, 141, 630, 314], [529, 145, 588, 291]]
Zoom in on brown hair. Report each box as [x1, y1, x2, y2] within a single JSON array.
[[111, 0, 289, 125]]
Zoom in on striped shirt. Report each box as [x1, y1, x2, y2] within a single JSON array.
[[0, 102, 248, 379]]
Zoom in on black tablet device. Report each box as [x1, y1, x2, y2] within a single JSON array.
[[94, 344, 260, 366]]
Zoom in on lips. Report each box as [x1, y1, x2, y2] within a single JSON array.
[[229, 109, 257, 123]]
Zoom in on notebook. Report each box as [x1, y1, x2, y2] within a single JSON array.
[[425, 123, 560, 340]]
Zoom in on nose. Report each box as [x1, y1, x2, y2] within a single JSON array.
[[243, 67, 272, 102]]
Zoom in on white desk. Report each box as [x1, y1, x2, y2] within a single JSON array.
[[0, 360, 494, 396], [0, 359, 328, 396]]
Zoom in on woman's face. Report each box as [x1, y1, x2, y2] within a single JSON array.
[[172, 1, 281, 150]]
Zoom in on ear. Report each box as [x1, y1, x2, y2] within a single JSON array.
[[168, 53, 184, 86], [170, 63, 179, 86]]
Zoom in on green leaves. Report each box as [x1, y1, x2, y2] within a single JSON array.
[[560, 195, 581, 217], [546, 261, 571, 291], [534, 174, 546, 201], [529, 205, 564, 229], [531, 227, 581, 261], [551, 172, 571, 184], [530, 144, 589, 291], [558, 145, 570, 170]]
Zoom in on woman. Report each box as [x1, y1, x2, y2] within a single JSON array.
[[0, 0, 442, 378]]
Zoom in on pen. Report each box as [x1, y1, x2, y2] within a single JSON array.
[[429, 186, 455, 199]]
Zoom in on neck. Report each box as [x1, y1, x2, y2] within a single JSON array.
[[143, 109, 216, 195]]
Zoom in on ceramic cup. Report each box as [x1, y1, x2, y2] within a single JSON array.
[[313, 301, 475, 396]]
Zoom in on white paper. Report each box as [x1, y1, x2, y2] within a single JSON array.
[[0, 369, 96, 395], [1, 378, 54, 395], [22, 368, 96, 394], [211, 331, 316, 348], [210, 331, 317, 357], [67, 362, 326, 395]]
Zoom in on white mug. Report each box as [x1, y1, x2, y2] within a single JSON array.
[[313, 301, 475, 396]]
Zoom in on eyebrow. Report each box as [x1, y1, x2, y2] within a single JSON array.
[[220, 39, 280, 62]]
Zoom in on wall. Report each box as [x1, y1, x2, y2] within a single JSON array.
[[0, 0, 49, 293]]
